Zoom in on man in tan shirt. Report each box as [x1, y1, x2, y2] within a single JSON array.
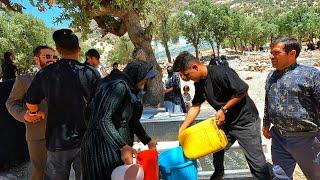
[[6, 45, 57, 180]]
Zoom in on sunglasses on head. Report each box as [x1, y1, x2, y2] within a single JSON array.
[[39, 55, 58, 60]]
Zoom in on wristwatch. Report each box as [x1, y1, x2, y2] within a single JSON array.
[[220, 106, 228, 114]]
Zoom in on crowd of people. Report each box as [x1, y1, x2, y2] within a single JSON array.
[[0, 28, 319, 180]]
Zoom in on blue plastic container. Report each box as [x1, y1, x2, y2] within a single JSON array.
[[158, 146, 198, 180]]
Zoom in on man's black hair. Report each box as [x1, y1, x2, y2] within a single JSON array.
[[272, 37, 301, 58], [52, 29, 79, 51], [113, 62, 119, 67], [33, 45, 54, 56], [85, 49, 100, 63], [85, 49, 100, 59], [173, 51, 199, 72]]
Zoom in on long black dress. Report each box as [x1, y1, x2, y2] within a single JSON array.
[[81, 73, 152, 180]]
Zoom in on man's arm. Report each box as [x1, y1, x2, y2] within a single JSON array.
[[25, 72, 45, 121], [179, 104, 201, 133], [180, 80, 205, 132], [216, 93, 246, 125], [262, 92, 271, 139], [6, 77, 27, 123], [215, 67, 248, 124]]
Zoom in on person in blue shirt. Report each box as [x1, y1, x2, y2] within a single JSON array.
[[263, 37, 320, 179]]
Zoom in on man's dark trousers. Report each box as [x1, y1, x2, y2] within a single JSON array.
[[212, 120, 271, 180]]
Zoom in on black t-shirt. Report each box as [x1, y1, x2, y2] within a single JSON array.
[[26, 59, 101, 151], [192, 65, 259, 127], [1, 63, 17, 81]]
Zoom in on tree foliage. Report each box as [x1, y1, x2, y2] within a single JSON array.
[[177, 0, 320, 53], [147, 0, 179, 63], [176, 0, 208, 59], [0, 11, 53, 75], [108, 35, 134, 65], [205, 4, 232, 56]]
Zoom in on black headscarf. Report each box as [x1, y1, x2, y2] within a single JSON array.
[[123, 60, 154, 86], [89, 60, 155, 106], [1, 52, 17, 81], [85, 60, 155, 122]]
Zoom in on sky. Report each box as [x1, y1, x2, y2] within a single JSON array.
[[13, 0, 71, 29]]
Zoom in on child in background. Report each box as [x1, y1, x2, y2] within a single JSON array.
[[182, 85, 192, 112]]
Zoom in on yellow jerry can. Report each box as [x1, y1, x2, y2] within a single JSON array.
[[178, 118, 228, 160]]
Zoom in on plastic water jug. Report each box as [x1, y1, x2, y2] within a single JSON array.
[[137, 149, 159, 180], [178, 118, 228, 159], [111, 164, 144, 180], [158, 146, 197, 180]]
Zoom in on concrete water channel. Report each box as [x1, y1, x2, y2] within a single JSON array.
[[133, 107, 271, 179]]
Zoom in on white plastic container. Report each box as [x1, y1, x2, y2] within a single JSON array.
[[111, 164, 144, 180]]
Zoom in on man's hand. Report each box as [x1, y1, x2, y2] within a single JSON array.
[[24, 110, 44, 123], [215, 109, 225, 127], [147, 139, 157, 150], [179, 123, 189, 134], [120, 145, 137, 165], [262, 126, 271, 139], [179, 104, 201, 134]]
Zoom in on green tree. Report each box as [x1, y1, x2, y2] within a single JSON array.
[[226, 10, 246, 53], [194, 0, 215, 55], [108, 35, 134, 65], [244, 16, 265, 50], [275, 5, 320, 42], [0, 11, 53, 75], [177, 0, 208, 59], [147, 0, 179, 63], [206, 5, 231, 56], [292, 5, 320, 42], [257, 4, 282, 43], [0, 0, 164, 105]]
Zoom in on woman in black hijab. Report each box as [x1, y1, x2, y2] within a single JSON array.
[[1, 52, 17, 81], [81, 60, 157, 179]]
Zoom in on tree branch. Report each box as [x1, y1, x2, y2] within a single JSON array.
[[0, 0, 24, 12], [94, 16, 127, 37], [91, 5, 127, 18]]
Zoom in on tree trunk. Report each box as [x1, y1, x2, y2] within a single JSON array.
[[163, 41, 172, 63], [217, 43, 220, 57], [232, 38, 237, 53], [124, 12, 163, 106], [161, 19, 171, 63], [209, 40, 215, 55], [240, 40, 244, 53], [194, 44, 199, 59]]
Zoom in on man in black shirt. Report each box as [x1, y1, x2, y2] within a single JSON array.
[[173, 51, 270, 180], [25, 29, 100, 180]]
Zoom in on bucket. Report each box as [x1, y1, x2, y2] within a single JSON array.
[[111, 164, 144, 180], [178, 118, 228, 159], [137, 150, 159, 180], [158, 146, 197, 180]]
